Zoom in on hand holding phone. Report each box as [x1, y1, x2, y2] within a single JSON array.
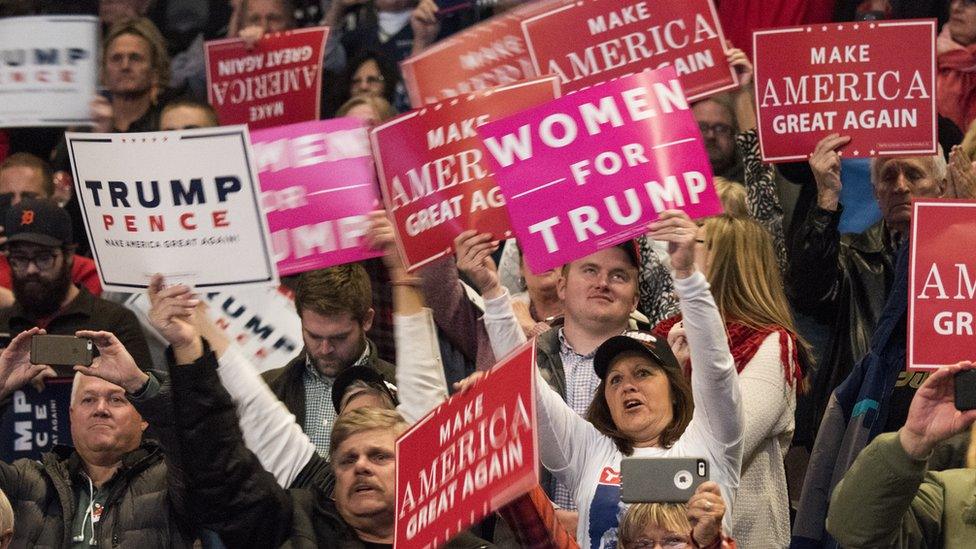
[[955, 368, 976, 411], [620, 457, 709, 503], [30, 335, 93, 377]]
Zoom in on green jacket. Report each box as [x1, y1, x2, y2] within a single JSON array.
[[827, 432, 976, 548]]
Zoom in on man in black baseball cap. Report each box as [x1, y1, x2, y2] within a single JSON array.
[[0, 199, 152, 370]]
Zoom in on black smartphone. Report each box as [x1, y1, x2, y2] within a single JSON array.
[[620, 457, 709, 503], [955, 369, 976, 411], [30, 335, 93, 377]]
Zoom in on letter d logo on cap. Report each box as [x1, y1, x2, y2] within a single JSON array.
[[21, 210, 34, 225]]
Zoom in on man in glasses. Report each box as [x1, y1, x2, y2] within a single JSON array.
[[0, 199, 152, 370]]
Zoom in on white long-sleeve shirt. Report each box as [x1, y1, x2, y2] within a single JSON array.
[[731, 333, 796, 548], [484, 271, 744, 549], [215, 308, 451, 487]]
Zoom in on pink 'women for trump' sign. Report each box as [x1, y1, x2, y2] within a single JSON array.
[[478, 66, 722, 274], [251, 118, 382, 276]]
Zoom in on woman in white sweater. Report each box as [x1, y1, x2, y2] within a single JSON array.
[[466, 210, 745, 549], [653, 214, 808, 548]]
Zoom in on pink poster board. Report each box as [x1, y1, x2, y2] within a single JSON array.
[[479, 67, 722, 273], [251, 118, 382, 275]]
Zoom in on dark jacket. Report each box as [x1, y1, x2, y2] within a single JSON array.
[[535, 329, 566, 399], [0, 287, 154, 373], [787, 207, 896, 444], [171, 345, 491, 549], [0, 375, 192, 548], [791, 243, 910, 548], [261, 339, 395, 428]]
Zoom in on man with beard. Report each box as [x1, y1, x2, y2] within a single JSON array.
[[0, 154, 101, 297], [262, 264, 395, 458], [0, 199, 152, 370]]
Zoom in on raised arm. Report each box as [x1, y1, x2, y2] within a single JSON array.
[[787, 134, 852, 321], [828, 362, 976, 547], [738, 130, 788, 273], [151, 277, 294, 547], [144, 276, 317, 489], [418, 255, 495, 372], [647, 211, 743, 447], [636, 235, 679, 326], [366, 211, 449, 423]]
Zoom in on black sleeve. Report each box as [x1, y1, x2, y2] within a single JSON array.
[[169, 341, 294, 548], [787, 204, 845, 323], [128, 371, 196, 536], [289, 453, 334, 495]]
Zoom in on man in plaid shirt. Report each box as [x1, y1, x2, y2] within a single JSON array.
[[262, 264, 396, 458]]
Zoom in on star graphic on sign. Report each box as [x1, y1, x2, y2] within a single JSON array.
[[870, 150, 876, 155]]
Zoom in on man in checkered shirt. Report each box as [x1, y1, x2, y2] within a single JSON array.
[[262, 264, 396, 458], [459, 234, 642, 523]]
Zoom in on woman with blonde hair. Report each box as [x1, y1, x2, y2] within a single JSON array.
[[335, 95, 397, 129], [617, 482, 735, 549], [653, 214, 809, 548]]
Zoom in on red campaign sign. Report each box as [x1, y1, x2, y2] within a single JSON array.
[[395, 340, 538, 548], [521, 0, 736, 98], [753, 20, 936, 162], [371, 77, 560, 271], [908, 200, 976, 371], [401, 0, 569, 106], [205, 27, 328, 130]]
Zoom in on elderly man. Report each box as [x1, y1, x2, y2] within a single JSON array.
[[0, 327, 193, 547], [788, 135, 975, 438]]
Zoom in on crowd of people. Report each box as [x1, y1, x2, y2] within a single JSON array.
[[0, 0, 976, 548]]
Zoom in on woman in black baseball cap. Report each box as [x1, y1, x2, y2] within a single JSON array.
[[468, 210, 744, 549]]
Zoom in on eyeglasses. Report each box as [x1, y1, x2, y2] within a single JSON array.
[[630, 536, 689, 548], [8, 252, 59, 271], [352, 75, 385, 86], [698, 122, 734, 138]]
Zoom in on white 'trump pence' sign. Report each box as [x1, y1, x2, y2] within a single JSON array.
[[66, 127, 278, 291]]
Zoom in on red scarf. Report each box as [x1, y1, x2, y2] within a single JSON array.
[[652, 315, 803, 388], [937, 25, 976, 133]]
